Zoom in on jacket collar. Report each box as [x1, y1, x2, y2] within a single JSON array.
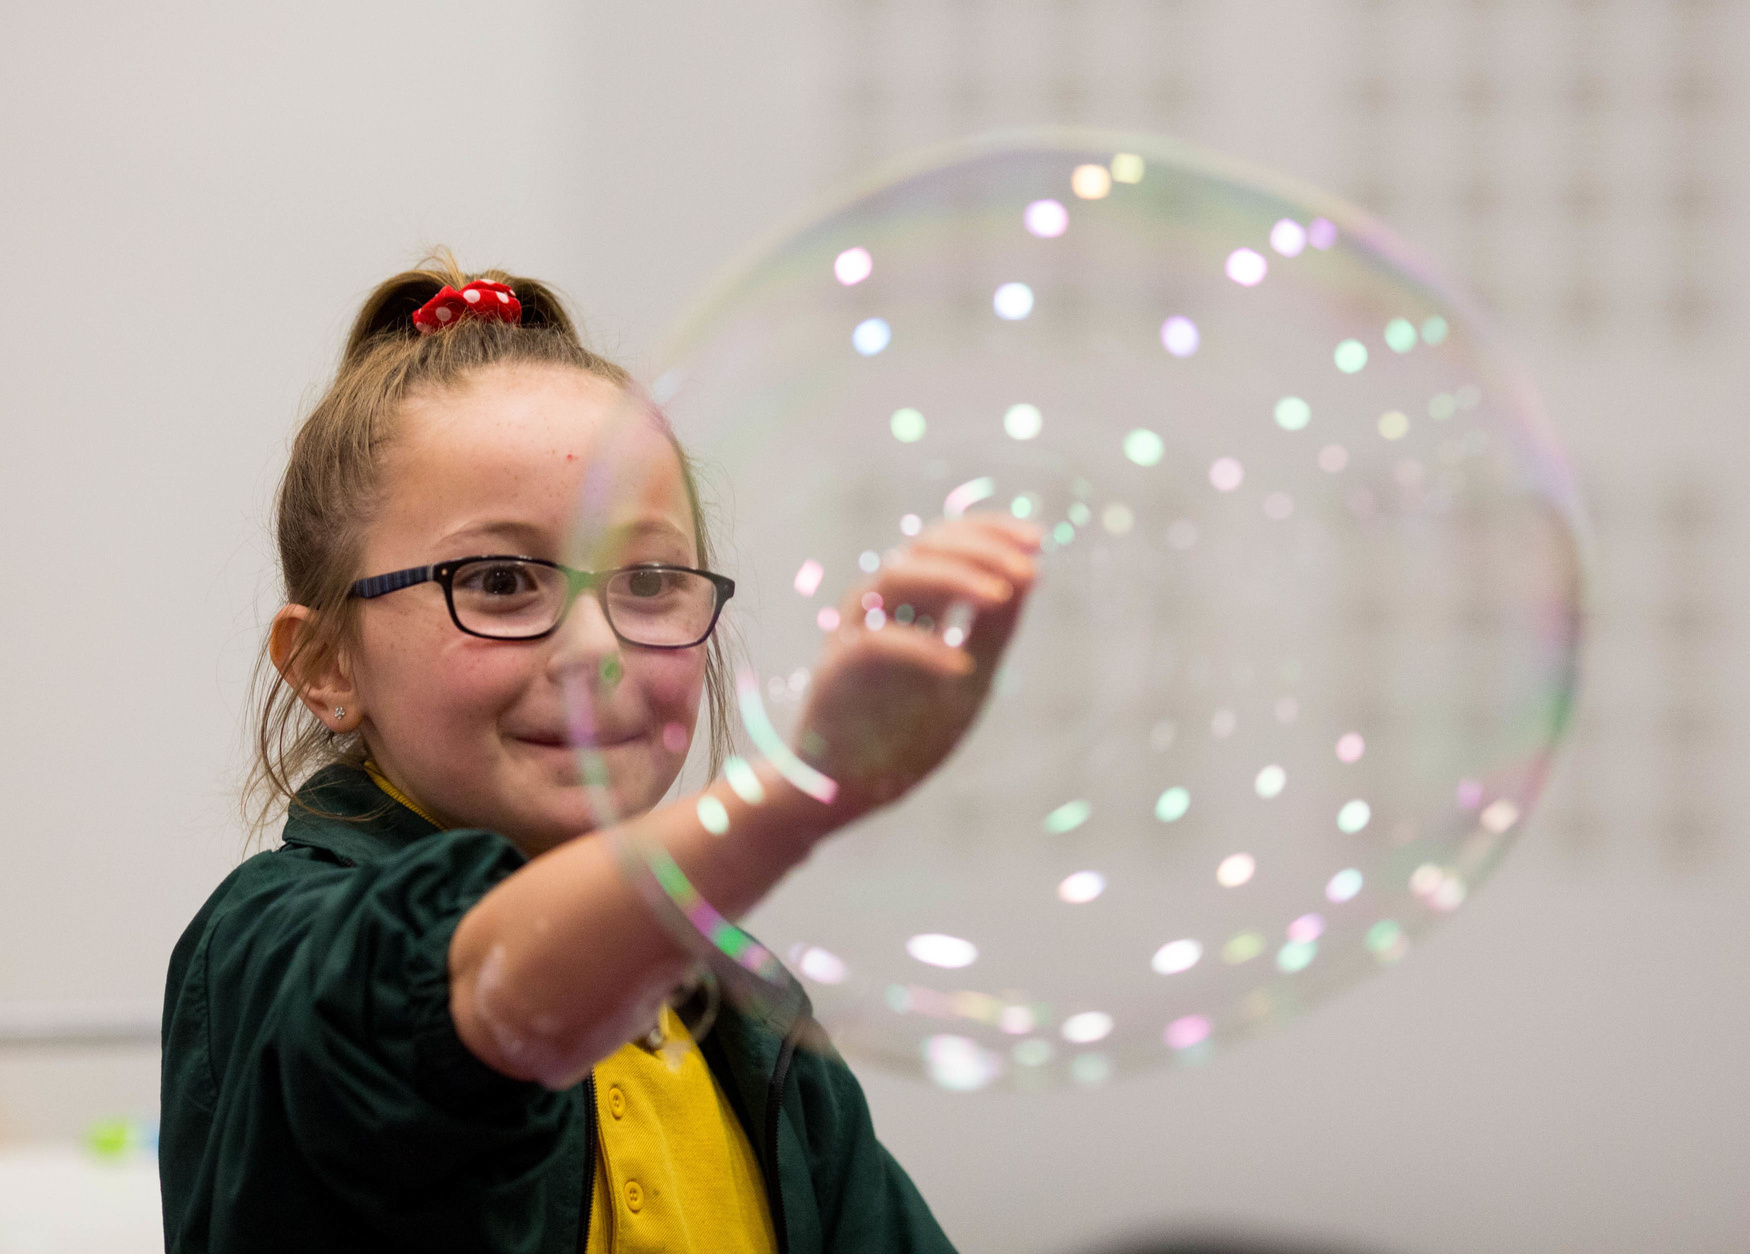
[[279, 764, 442, 866], [278, 770, 814, 1029], [280, 767, 817, 1051]]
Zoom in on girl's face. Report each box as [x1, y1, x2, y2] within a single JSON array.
[[344, 363, 708, 854]]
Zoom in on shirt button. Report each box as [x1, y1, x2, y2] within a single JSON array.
[[607, 1086, 626, 1119], [624, 1180, 643, 1212]]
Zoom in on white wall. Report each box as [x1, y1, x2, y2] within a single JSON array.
[[2, 2, 1746, 1251]]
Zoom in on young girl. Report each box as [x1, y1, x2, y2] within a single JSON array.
[[160, 255, 1040, 1253]]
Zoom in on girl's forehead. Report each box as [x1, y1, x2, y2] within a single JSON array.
[[387, 366, 695, 549]]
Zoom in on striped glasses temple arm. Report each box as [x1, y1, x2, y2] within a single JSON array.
[[350, 566, 437, 599]]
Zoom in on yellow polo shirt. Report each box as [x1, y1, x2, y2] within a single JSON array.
[[364, 764, 776, 1254], [586, 1005, 777, 1254]]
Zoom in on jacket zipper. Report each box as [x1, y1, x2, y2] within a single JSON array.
[[763, 1028, 800, 1254], [575, 1070, 597, 1254]]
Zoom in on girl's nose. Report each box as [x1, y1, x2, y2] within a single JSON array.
[[548, 592, 621, 679]]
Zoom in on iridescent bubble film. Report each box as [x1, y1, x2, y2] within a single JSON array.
[[625, 131, 1582, 1090]]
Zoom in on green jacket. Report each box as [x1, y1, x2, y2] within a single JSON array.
[[160, 765, 954, 1254]]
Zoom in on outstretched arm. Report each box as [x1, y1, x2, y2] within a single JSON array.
[[447, 514, 1041, 1087]]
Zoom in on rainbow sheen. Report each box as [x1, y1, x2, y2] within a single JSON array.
[[793, 559, 824, 597], [723, 755, 766, 804], [890, 407, 927, 443], [1154, 786, 1190, 822], [695, 795, 731, 835], [1043, 798, 1091, 833], [923, 1034, 1003, 1090], [1057, 870, 1106, 903], [852, 317, 890, 356], [907, 933, 978, 969], [1061, 1011, 1114, 1043], [1274, 396, 1312, 431], [1325, 868, 1363, 903], [1110, 153, 1146, 184], [1003, 403, 1044, 441], [586, 131, 1583, 1090], [1276, 939, 1317, 972], [1270, 218, 1308, 257], [1123, 428, 1165, 466], [1225, 247, 1268, 286], [1072, 164, 1112, 199], [834, 247, 873, 287], [1222, 931, 1266, 964], [798, 945, 849, 984], [993, 282, 1035, 321], [1152, 938, 1202, 974], [1070, 1052, 1113, 1085], [1165, 1014, 1211, 1050], [1024, 198, 1069, 239], [1216, 852, 1256, 888], [1161, 315, 1200, 356]]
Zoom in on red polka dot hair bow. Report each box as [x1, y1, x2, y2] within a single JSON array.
[[411, 280, 522, 335]]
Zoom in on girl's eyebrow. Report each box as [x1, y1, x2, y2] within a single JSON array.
[[436, 517, 693, 554], [608, 518, 692, 544], [437, 519, 551, 551]]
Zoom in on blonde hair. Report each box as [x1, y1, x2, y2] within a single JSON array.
[[244, 249, 731, 834]]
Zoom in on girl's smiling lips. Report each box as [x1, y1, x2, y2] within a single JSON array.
[[509, 726, 643, 751]]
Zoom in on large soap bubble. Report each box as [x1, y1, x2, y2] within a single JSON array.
[[585, 131, 1583, 1091]]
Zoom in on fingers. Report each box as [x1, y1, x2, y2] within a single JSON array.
[[907, 515, 1042, 589], [938, 510, 1045, 550], [851, 553, 1015, 618], [852, 515, 1041, 614], [834, 617, 978, 680], [795, 515, 1040, 816]]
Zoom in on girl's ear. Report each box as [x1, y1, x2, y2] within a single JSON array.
[[270, 606, 362, 733]]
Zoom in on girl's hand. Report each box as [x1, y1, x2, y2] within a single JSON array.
[[792, 513, 1043, 820]]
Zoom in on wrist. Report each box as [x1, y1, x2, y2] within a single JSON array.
[[638, 761, 841, 927], [736, 758, 846, 856]]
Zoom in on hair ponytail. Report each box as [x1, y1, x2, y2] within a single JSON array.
[[341, 249, 586, 365]]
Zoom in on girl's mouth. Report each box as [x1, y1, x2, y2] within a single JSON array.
[[513, 729, 642, 752]]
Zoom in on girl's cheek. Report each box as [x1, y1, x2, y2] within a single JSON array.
[[632, 650, 708, 719], [445, 638, 544, 702]]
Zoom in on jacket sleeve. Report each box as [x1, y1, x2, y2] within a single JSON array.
[[784, 1046, 959, 1254], [198, 829, 574, 1231]]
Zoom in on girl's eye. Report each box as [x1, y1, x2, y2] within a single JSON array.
[[460, 563, 538, 596], [625, 568, 670, 598]]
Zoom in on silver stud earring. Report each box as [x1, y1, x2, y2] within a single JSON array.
[[334, 706, 346, 721]]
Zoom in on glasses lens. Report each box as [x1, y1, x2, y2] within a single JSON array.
[[605, 567, 719, 646], [451, 560, 568, 638]]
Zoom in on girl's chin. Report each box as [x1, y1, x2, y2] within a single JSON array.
[[498, 741, 676, 839], [514, 776, 662, 839]]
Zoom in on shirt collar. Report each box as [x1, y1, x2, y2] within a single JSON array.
[[279, 763, 442, 865]]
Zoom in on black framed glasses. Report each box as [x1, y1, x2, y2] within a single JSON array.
[[349, 556, 735, 648]]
